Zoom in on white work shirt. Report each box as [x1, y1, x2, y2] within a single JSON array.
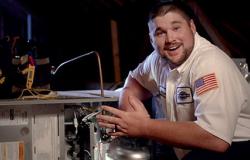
[[130, 33, 250, 146]]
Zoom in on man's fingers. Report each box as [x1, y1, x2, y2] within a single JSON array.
[[98, 120, 128, 137], [128, 96, 148, 113], [116, 125, 127, 133], [97, 114, 120, 124], [98, 121, 115, 129], [108, 131, 127, 137], [101, 105, 124, 118]]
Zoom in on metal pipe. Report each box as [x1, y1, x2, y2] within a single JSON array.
[[94, 51, 104, 97], [52, 51, 104, 97]]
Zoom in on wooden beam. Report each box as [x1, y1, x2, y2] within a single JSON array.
[[187, 0, 232, 56], [110, 19, 121, 83]]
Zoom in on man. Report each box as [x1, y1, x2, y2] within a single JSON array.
[[97, 1, 250, 159]]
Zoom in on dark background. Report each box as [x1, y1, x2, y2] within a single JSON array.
[[1, 0, 249, 91]]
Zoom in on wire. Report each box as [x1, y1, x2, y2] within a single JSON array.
[[83, 150, 91, 159], [73, 111, 78, 135], [17, 88, 57, 100], [81, 109, 102, 123]]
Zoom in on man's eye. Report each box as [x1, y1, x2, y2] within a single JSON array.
[[173, 26, 180, 31], [155, 31, 165, 37]]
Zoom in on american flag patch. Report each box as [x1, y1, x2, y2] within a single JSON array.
[[195, 73, 218, 96]]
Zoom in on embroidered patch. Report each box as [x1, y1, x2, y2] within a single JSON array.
[[176, 87, 193, 104], [195, 73, 218, 96]]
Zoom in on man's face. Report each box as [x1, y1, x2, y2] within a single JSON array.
[[148, 10, 196, 68]]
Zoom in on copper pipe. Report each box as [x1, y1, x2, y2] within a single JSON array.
[[52, 51, 104, 97]]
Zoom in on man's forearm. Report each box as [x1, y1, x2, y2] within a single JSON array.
[[119, 87, 136, 111], [119, 75, 152, 111], [142, 119, 229, 152]]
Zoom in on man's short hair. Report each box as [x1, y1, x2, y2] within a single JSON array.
[[148, 0, 195, 22]]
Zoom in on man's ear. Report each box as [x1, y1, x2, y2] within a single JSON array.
[[149, 33, 156, 49], [148, 21, 157, 49], [190, 19, 196, 34]]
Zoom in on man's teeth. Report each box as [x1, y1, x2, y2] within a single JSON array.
[[168, 46, 178, 50]]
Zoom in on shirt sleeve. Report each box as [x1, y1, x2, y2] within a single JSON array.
[[191, 49, 249, 144], [130, 51, 159, 95]]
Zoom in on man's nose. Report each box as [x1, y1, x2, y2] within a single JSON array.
[[165, 31, 175, 42]]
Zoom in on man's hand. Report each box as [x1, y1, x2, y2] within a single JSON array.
[[97, 96, 150, 137]]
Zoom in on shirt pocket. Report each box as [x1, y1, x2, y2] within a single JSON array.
[[176, 103, 196, 121]]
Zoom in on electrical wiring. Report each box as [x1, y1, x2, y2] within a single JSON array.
[[81, 109, 102, 123], [17, 88, 57, 100]]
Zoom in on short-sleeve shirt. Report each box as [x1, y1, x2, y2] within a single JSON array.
[[130, 33, 250, 144]]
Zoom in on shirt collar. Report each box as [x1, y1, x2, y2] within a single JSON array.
[[176, 32, 201, 74]]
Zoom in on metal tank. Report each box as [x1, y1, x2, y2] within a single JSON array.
[[106, 137, 151, 160]]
